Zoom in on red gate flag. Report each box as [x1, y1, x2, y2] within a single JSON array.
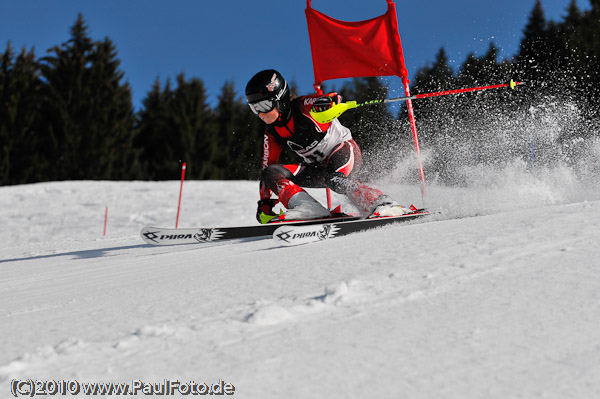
[[305, 0, 427, 202], [305, 0, 409, 89]]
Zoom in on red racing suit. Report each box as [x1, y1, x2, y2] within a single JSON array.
[[259, 94, 384, 212]]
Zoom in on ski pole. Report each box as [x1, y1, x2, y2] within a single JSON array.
[[311, 79, 524, 123]]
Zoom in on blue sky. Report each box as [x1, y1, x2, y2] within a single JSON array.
[[1, 0, 589, 110]]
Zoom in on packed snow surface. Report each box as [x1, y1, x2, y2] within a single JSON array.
[[1, 169, 600, 398]]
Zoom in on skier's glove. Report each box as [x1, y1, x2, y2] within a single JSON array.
[[311, 93, 341, 113], [256, 198, 279, 224]]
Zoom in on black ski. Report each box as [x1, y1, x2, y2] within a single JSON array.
[[272, 210, 430, 246], [140, 214, 360, 246]]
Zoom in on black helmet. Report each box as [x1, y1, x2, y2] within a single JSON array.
[[245, 69, 290, 115]]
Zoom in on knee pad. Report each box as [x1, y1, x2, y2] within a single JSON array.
[[260, 164, 294, 191]]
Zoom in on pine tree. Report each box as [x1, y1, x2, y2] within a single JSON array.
[[409, 47, 457, 131], [0, 45, 10, 184], [170, 74, 218, 179], [565, 0, 582, 25], [518, 0, 550, 91], [215, 81, 262, 179], [39, 14, 137, 180], [430, 47, 455, 89], [89, 38, 140, 179], [0, 44, 45, 185], [561, 0, 583, 83], [579, 0, 600, 108], [457, 43, 504, 87], [136, 74, 217, 180], [135, 79, 175, 179], [411, 48, 455, 94]]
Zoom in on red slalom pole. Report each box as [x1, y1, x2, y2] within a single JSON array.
[[175, 162, 186, 228], [402, 79, 427, 202], [104, 206, 108, 236]]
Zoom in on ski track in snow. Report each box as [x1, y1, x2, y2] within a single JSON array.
[[1, 180, 600, 398]]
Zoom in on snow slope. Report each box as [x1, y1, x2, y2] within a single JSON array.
[[1, 172, 600, 398]]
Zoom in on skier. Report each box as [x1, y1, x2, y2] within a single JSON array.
[[246, 69, 409, 223]]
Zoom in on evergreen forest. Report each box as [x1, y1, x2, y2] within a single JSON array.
[[1, 0, 599, 186]]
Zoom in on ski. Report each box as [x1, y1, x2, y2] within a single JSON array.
[[272, 209, 430, 246], [140, 214, 360, 246]]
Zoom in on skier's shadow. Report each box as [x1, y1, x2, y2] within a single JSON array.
[[0, 244, 152, 263]]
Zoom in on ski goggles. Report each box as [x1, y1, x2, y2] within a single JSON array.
[[248, 98, 276, 115]]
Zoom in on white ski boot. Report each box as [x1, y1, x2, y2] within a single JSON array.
[[284, 191, 331, 220], [368, 195, 411, 218]]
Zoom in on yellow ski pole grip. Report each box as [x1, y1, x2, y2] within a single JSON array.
[[310, 101, 358, 124]]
